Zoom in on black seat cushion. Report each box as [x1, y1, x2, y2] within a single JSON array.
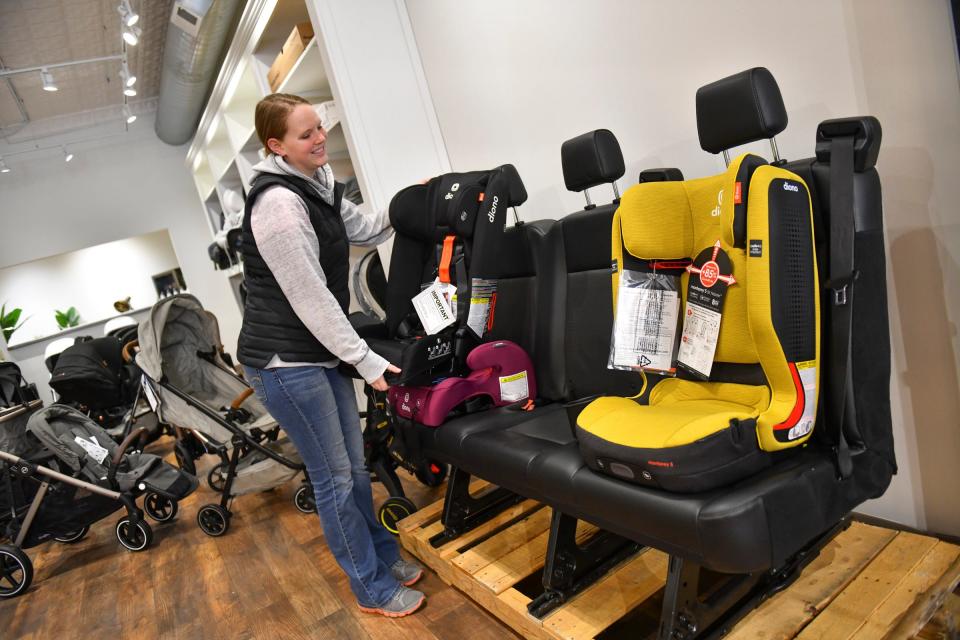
[[448, 410, 893, 574]]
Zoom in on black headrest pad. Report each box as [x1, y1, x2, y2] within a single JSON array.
[[496, 164, 528, 207], [815, 116, 882, 171], [561, 129, 625, 192], [696, 67, 788, 154], [388, 183, 434, 242], [639, 168, 685, 183]]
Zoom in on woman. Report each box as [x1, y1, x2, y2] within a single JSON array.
[[238, 93, 425, 618]]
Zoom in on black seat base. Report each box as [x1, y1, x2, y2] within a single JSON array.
[[425, 404, 893, 575]]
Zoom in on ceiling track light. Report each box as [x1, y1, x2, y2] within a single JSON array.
[[118, 0, 139, 27], [124, 86, 137, 97], [123, 104, 137, 124], [62, 146, 74, 163], [40, 68, 58, 92], [0, 157, 10, 174], [120, 60, 136, 88], [122, 23, 142, 46]]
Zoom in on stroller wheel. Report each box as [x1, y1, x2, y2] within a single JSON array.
[[207, 463, 228, 493], [378, 497, 417, 536], [0, 545, 33, 598], [294, 485, 316, 514], [144, 493, 179, 523], [197, 504, 231, 537], [116, 518, 153, 552], [415, 461, 449, 488], [54, 526, 90, 544]]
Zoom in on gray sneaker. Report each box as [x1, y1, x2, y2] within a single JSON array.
[[390, 558, 424, 586], [358, 586, 425, 618]]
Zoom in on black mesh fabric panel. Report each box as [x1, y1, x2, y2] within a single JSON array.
[[767, 179, 816, 362], [565, 270, 643, 398]]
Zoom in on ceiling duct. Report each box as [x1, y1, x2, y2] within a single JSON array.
[[155, 0, 244, 145]]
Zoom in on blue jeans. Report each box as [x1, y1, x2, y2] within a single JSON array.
[[244, 364, 402, 608]]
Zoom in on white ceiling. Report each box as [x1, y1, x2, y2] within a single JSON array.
[[0, 0, 172, 139]]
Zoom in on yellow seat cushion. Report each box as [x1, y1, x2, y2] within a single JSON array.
[[577, 380, 770, 449]]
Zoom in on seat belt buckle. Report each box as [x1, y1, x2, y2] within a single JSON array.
[[827, 270, 860, 306]]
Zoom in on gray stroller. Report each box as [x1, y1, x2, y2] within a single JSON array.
[[0, 402, 197, 598], [134, 294, 312, 537]]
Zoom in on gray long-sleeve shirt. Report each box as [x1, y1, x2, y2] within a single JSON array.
[[249, 156, 393, 384]]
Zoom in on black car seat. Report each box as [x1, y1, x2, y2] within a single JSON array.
[[360, 165, 527, 385]]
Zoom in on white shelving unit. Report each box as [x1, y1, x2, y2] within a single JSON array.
[[185, 0, 452, 311]]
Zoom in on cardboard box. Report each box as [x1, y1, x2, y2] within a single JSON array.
[[267, 21, 315, 92]]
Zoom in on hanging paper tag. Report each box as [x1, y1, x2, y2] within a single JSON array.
[[74, 435, 109, 465], [499, 370, 530, 402], [141, 377, 161, 412], [788, 360, 818, 441], [412, 280, 457, 334], [677, 241, 737, 379], [466, 278, 497, 338], [609, 271, 681, 374]]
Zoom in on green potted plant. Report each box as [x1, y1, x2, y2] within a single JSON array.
[[55, 306, 81, 329], [1, 302, 27, 343]]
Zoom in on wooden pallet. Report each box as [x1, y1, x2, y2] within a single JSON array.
[[399, 490, 960, 640]]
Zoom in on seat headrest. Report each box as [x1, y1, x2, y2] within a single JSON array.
[[639, 168, 685, 183], [390, 165, 527, 242], [561, 129, 625, 192], [495, 163, 528, 207], [696, 67, 788, 154], [389, 183, 434, 242], [815, 116, 882, 171]]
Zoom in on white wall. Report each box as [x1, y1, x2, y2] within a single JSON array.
[[0, 229, 179, 345], [405, 0, 960, 535], [0, 112, 242, 356]]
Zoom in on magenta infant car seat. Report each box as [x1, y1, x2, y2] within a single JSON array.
[[388, 341, 537, 427]]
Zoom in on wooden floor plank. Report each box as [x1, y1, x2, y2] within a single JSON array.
[[851, 541, 960, 639], [543, 548, 669, 640], [727, 521, 899, 640], [887, 553, 960, 640], [796, 531, 940, 639], [0, 438, 507, 640]]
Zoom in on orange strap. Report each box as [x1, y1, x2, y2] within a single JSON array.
[[439, 234, 456, 283]]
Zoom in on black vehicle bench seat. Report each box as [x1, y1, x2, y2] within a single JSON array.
[[445, 411, 892, 574]]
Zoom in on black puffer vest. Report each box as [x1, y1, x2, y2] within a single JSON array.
[[237, 172, 348, 368]]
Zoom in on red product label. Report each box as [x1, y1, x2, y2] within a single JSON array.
[[734, 181, 743, 204], [699, 261, 720, 288]]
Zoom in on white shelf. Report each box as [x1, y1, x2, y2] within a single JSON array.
[[277, 41, 332, 99]]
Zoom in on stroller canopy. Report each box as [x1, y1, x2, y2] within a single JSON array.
[[137, 294, 222, 383]]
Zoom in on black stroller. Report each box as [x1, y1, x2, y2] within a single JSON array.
[[48, 335, 164, 445], [0, 383, 197, 597]]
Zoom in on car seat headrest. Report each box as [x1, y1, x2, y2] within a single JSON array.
[[496, 163, 528, 207], [815, 116, 882, 171], [696, 67, 787, 154], [561, 129, 625, 192], [389, 183, 435, 242], [639, 168, 685, 183]]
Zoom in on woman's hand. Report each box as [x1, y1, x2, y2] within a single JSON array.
[[371, 363, 401, 392]]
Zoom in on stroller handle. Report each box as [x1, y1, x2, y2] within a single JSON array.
[[122, 339, 139, 363], [0, 449, 122, 500], [230, 388, 254, 410]]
